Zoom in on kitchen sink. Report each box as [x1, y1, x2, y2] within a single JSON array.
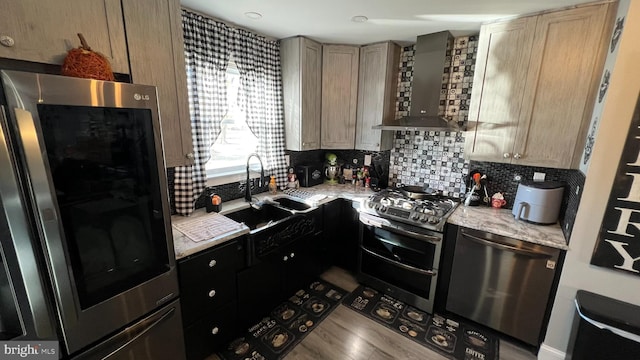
[[271, 196, 312, 211], [224, 204, 292, 231]]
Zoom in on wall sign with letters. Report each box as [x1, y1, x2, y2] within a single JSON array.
[[591, 94, 640, 274]]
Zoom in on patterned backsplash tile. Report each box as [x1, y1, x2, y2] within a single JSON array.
[[389, 131, 469, 198], [469, 160, 585, 242], [391, 36, 477, 195]]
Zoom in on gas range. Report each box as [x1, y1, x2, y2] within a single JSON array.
[[360, 189, 459, 232]]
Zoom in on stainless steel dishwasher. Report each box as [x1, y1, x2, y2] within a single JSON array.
[[446, 226, 562, 346]]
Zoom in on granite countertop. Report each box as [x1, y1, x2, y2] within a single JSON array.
[[447, 205, 569, 250], [172, 183, 375, 260]]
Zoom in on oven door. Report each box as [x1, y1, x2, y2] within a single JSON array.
[[357, 213, 442, 313]]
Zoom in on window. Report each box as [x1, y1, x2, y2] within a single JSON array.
[[205, 57, 259, 179]]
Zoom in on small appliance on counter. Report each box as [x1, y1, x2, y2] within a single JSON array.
[[512, 181, 564, 224], [295, 163, 323, 187], [324, 152, 340, 185]]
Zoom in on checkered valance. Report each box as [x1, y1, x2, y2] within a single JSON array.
[[174, 9, 288, 215]]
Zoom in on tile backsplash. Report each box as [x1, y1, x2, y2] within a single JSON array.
[[389, 131, 468, 198], [391, 36, 478, 195], [469, 161, 585, 242]]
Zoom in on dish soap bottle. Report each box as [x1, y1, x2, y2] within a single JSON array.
[[268, 175, 277, 194]]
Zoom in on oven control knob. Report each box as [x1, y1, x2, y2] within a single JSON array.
[[420, 214, 428, 222], [410, 212, 420, 220], [374, 204, 381, 211], [402, 202, 413, 210], [368, 201, 375, 208], [428, 216, 439, 224], [380, 206, 387, 212]]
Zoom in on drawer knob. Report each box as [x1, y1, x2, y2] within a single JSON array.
[[209, 259, 217, 268], [513, 153, 522, 159], [0, 35, 15, 47], [208, 289, 216, 298], [290, 252, 295, 258], [503, 153, 511, 158], [185, 152, 195, 160], [211, 327, 219, 335], [283, 255, 288, 261]]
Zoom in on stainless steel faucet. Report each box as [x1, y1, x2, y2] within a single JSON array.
[[245, 153, 265, 202]]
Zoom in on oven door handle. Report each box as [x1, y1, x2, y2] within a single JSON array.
[[361, 246, 437, 276], [461, 233, 553, 258], [361, 219, 441, 244]]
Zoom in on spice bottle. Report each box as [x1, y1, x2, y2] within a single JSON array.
[[268, 175, 277, 194]]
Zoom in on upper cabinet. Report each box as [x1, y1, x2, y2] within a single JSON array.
[[355, 42, 400, 151], [122, 0, 194, 167], [466, 3, 614, 168], [280, 37, 322, 151], [321, 45, 359, 149], [0, 0, 129, 74]]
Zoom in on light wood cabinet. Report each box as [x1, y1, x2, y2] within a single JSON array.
[[321, 45, 359, 149], [122, 0, 194, 167], [0, 0, 129, 74], [355, 42, 400, 151], [280, 37, 322, 151], [466, 3, 614, 168]]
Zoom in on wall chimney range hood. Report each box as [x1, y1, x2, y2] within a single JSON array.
[[374, 31, 463, 132]]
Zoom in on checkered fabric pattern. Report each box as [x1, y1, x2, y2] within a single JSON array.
[[174, 10, 288, 215]]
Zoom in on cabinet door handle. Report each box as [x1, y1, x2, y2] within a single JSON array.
[[513, 153, 522, 159], [0, 35, 15, 47], [208, 289, 216, 298], [503, 153, 511, 158], [211, 327, 219, 335], [208, 259, 217, 268]]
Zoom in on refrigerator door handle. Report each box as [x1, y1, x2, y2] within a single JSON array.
[[13, 107, 78, 321], [0, 105, 56, 339], [102, 307, 176, 360], [74, 306, 177, 360]]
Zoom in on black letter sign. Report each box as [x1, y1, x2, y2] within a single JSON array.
[[591, 94, 640, 275]]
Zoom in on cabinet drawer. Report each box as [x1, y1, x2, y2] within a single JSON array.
[[184, 302, 238, 360], [181, 268, 236, 325], [178, 240, 243, 281]]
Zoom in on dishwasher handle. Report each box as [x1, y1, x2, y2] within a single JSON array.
[[461, 232, 553, 258]]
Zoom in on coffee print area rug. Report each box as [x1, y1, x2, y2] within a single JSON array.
[[342, 285, 499, 360], [218, 279, 347, 360]]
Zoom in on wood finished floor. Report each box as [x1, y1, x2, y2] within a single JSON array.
[[206, 266, 537, 360]]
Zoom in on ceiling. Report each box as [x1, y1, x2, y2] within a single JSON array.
[[180, 0, 598, 45]]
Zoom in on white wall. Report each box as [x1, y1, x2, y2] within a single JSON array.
[[540, 1, 640, 358]]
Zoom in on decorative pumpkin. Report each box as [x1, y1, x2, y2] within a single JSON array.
[[61, 33, 114, 81]]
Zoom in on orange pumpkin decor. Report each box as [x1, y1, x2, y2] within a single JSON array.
[[61, 33, 115, 81]]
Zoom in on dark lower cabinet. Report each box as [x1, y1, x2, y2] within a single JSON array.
[[178, 239, 245, 359], [183, 302, 238, 360], [325, 198, 359, 272], [237, 231, 324, 330]]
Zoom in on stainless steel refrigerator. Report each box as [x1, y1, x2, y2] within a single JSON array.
[[0, 70, 185, 359]]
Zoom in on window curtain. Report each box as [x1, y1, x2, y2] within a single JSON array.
[[174, 9, 288, 216]]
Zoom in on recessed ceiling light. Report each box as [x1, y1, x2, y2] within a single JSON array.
[[244, 11, 262, 20], [351, 15, 369, 23]]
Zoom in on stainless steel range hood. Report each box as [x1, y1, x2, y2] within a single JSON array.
[[374, 31, 463, 132]]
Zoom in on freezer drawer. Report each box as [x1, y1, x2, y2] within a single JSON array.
[[446, 227, 561, 346], [72, 299, 186, 360]]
